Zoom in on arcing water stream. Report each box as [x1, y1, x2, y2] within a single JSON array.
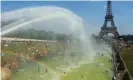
[[1, 6, 114, 80]]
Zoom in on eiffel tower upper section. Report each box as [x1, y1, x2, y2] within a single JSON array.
[[105, 0, 113, 20]]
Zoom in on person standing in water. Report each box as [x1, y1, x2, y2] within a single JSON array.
[[38, 66, 40, 72], [45, 68, 48, 73], [101, 53, 103, 56]]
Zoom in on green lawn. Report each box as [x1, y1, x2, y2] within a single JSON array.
[[1, 41, 113, 80], [120, 48, 133, 77], [2, 52, 113, 80]]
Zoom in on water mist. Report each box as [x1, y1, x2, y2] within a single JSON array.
[[1, 6, 113, 80]]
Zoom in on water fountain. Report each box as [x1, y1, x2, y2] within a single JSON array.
[[1, 6, 114, 80]]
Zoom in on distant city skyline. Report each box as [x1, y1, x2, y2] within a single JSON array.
[[1, 1, 133, 35]]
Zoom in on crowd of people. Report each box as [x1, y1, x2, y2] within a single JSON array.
[[1, 39, 118, 80], [1, 40, 74, 70]]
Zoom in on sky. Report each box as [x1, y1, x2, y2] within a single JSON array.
[[1, 1, 133, 35]]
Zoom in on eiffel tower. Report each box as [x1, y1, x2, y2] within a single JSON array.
[[99, 0, 119, 38]]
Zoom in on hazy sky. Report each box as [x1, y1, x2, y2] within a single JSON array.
[[1, 1, 133, 35]]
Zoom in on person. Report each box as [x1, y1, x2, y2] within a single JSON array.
[[101, 53, 103, 56], [81, 75, 84, 78], [2, 62, 6, 67], [12, 62, 17, 68], [8, 64, 12, 69], [45, 68, 48, 73], [105, 70, 108, 73], [112, 76, 116, 80], [38, 67, 40, 72]]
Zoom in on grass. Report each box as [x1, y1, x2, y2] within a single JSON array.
[[61, 56, 113, 80], [120, 47, 133, 77], [1, 41, 113, 80]]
